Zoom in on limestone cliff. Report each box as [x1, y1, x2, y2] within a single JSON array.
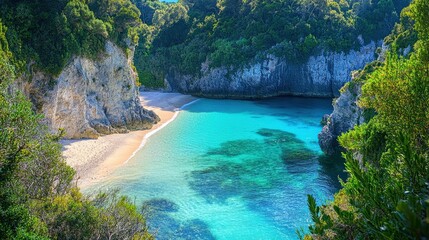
[[318, 75, 365, 155], [23, 41, 159, 139], [318, 44, 402, 155], [166, 41, 381, 98]]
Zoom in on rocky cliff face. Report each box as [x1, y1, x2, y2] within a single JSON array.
[[22, 41, 159, 139], [318, 44, 393, 155], [166, 41, 381, 98], [318, 76, 365, 155]]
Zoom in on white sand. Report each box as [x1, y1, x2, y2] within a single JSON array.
[[62, 92, 198, 189]]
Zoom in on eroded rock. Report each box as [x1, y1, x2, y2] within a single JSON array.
[[318, 78, 364, 155], [166, 41, 380, 98], [22, 41, 159, 138]]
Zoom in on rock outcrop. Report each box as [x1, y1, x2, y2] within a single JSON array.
[[166, 41, 381, 98], [22, 41, 159, 139], [318, 75, 365, 155]]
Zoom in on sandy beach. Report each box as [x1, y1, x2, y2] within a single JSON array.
[[62, 92, 198, 189]]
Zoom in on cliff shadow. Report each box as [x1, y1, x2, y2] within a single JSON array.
[[317, 153, 347, 190], [179, 96, 333, 117], [139, 91, 198, 112]]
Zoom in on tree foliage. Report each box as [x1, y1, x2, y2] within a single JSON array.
[[0, 0, 144, 75], [133, 0, 409, 87], [304, 0, 429, 238], [0, 21, 153, 240]]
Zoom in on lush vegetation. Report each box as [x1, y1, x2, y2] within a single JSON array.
[[303, 0, 429, 238], [0, 9, 154, 240], [0, 0, 143, 75], [133, 0, 409, 87], [1, 0, 427, 238], [1, 0, 408, 87]]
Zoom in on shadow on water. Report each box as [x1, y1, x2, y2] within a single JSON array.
[[206, 139, 262, 157], [180, 96, 332, 116], [317, 153, 347, 190], [255, 96, 332, 110]]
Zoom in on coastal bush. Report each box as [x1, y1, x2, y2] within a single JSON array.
[[0, 23, 153, 239], [303, 0, 429, 238]]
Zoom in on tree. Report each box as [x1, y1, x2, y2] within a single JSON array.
[[0, 23, 62, 238], [217, 0, 242, 16], [410, 0, 429, 62]]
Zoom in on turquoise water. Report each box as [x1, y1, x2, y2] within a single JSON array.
[[91, 97, 345, 239]]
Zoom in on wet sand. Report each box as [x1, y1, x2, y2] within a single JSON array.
[[62, 92, 198, 189]]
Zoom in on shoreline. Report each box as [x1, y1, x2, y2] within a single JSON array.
[[123, 98, 200, 164], [62, 92, 198, 189]]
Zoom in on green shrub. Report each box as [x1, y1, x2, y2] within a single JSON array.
[[304, 1, 429, 237]]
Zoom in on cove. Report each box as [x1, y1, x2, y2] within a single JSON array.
[[90, 97, 345, 239]]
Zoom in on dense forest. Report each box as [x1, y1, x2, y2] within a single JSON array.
[[132, 0, 409, 88], [303, 0, 429, 238], [0, 0, 143, 75]]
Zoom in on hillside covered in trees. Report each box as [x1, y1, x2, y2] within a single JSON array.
[[133, 0, 409, 88], [0, 0, 143, 75]]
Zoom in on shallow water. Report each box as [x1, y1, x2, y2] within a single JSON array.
[[90, 97, 345, 239]]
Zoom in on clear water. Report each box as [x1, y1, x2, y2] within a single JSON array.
[[90, 97, 345, 240]]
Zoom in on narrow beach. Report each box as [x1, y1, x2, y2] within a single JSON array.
[[62, 92, 197, 189]]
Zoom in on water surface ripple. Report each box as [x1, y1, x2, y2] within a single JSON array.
[[91, 97, 345, 240]]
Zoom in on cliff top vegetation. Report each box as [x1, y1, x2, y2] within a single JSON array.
[[304, 0, 429, 238], [133, 0, 410, 88], [0, 0, 143, 75]]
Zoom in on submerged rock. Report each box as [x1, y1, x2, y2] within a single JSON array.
[[166, 41, 380, 98], [175, 219, 216, 240], [142, 198, 180, 213], [257, 129, 317, 162], [257, 128, 296, 141], [21, 41, 159, 138], [281, 148, 316, 162], [142, 198, 215, 239], [320, 114, 330, 126], [190, 128, 317, 203], [206, 139, 261, 157]]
